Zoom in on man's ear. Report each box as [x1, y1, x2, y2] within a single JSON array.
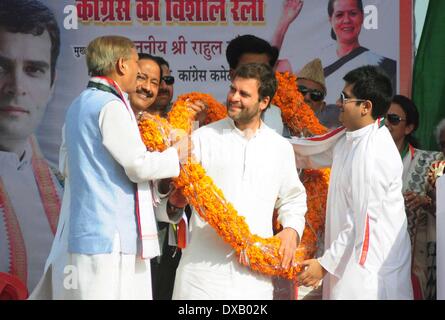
[[361, 100, 373, 117], [46, 71, 57, 104], [228, 69, 235, 81], [116, 57, 126, 75], [405, 123, 415, 136], [259, 96, 271, 112]]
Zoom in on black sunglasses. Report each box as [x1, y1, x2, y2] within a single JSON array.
[[386, 113, 407, 125], [298, 85, 324, 102], [161, 75, 175, 85]]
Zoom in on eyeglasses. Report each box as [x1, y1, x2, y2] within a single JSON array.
[[298, 85, 324, 102], [339, 92, 366, 105], [386, 113, 407, 125], [161, 75, 175, 85]]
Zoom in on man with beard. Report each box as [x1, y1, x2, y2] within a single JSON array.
[[172, 63, 307, 299]]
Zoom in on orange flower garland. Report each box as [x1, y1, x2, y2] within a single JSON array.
[[272, 71, 330, 261], [175, 92, 227, 125], [273, 72, 326, 137], [174, 162, 307, 279], [137, 72, 330, 279]]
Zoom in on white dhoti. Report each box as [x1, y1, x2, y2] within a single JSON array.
[[30, 232, 152, 300]]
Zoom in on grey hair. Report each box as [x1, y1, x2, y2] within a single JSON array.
[[436, 119, 445, 144]]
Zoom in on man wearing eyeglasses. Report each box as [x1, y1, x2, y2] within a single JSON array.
[[297, 59, 341, 130], [290, 65, 412, 300], [148, 56, 175, 118]]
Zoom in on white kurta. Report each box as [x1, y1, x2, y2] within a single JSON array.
[[0, 141, 61, 293], [30, 95, 179, 300], [173, 117, 307, 300], [291, 123, 413, 300]]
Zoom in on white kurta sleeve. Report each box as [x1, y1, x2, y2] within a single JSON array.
[[319, 207, 356, 279], [289, 139, 334, 169], [288, 128, 346, 169], [275, 143, 307, 240], [99, 101, 180, 183]]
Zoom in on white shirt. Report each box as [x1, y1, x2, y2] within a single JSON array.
[[291, 123, 412, 300], [173, 117, 307, 300], [0, 141, 61, 292]]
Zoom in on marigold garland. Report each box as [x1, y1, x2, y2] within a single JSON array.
[[137, 72, 330, 279], [273, 71, 326, 137], [272, 71, 330, 262], [176, 92, 227, 125]]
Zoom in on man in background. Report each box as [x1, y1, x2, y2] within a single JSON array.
[[0, 0, 62, 297]]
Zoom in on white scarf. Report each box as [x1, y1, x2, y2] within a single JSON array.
[[290, 119, 385, 266]]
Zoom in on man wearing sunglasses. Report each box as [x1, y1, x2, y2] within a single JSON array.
[[290, 65, 412, 300], [149, 56, 175, 118], [297, 59, 341, 130]]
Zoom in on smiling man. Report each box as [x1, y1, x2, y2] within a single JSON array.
[[172, 63, 307, 300], [290, 65, 412, 300], [129, 53, 162, 117], [0, 0, 62, 298]]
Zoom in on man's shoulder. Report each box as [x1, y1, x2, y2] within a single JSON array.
[[73, 88, 122, 107], [261, 125, 293, 151], [193, 117, 231, 137], [374, 127, 402, 169]]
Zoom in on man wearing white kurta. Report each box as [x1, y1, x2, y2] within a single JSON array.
[[0, 138, 62, 294], [29, 36, 189, 300], [172, 63, 307, 300], [291, 66, 412, 300]]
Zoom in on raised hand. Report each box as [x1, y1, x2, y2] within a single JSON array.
[[171, 130, 192, 164], [281, 0, 304, 25], [187, 99, 208, 127]]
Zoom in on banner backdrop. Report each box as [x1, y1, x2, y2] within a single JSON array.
[[36, 0, 404, 164]]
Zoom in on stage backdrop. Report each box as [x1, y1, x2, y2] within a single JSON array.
[[37, 0, 410, 164]]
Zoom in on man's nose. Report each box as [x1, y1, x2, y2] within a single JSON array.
[[3, 70, 26, 96], [303, 91, 312, 101]]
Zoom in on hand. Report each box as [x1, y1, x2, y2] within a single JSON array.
[[427, 170, 437, 189], [171, 130, 192, 164], [281, 0, 304, 25], [187, 100, 207, 127], [274, 227, 299, 269], [299, 259, 326, 288], [404, 191, 431, 211]]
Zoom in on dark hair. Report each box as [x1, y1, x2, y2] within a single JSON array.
[[138, 53, 163, 78], [150, 55, 170, 69], [233, 63, 277, 106], [328, 0, 364, 41], [343, 65, 392, 119], [391, 95, 421, 148], [0, 0, 60, 85], [226, 34, 279, 69]]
